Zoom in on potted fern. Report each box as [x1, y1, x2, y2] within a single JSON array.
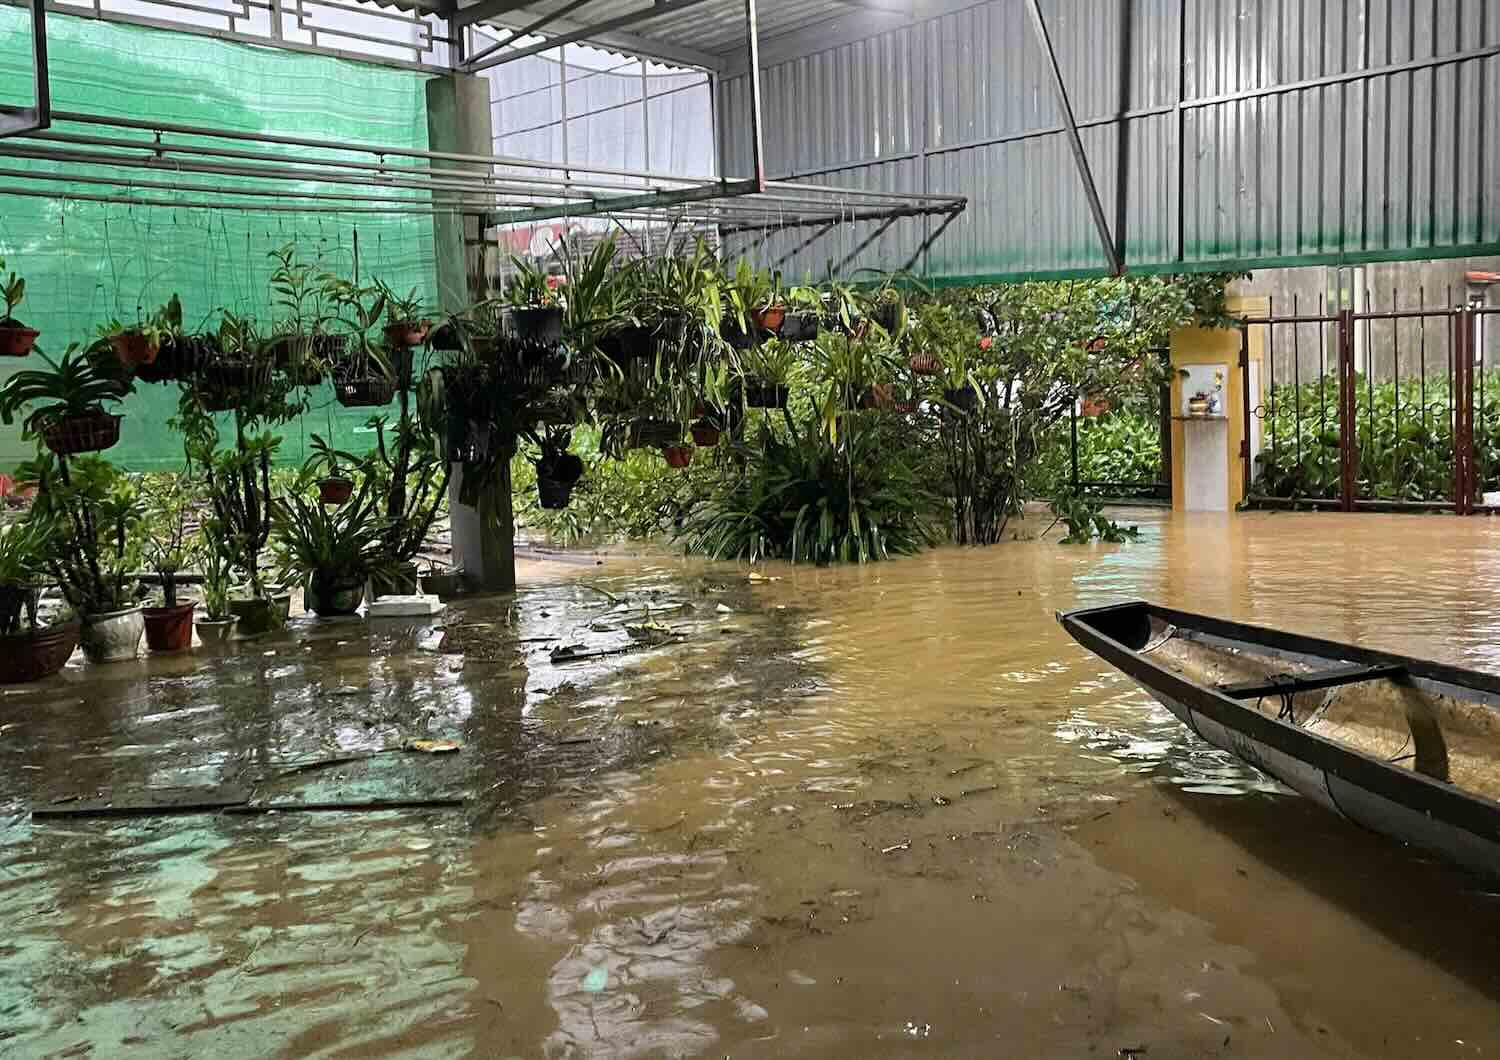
[[0, 514, 79, 682], [0, 259, 39, 357], [273, 479, 393, 617], [141, 477, 196, 653], [194, 523, 236, 644], [23, 453, 146, 663], [0, 345, 130, 456]]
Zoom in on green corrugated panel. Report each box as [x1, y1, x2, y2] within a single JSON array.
[[0, 10, 439, 472]]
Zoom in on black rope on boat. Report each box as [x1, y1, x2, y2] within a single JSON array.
[[1253, 673, 1299, 724]]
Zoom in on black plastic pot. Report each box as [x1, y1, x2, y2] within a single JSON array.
[[537, 477, 574, 510], [943, 386, 979, 413], [335, 375, 397, 408], [509, 306, 564, 344], [305, 577, 365, 617], [780, 313, 819, 342], [627, 418, 680, 450], [741, 380, 790, 409], [597, 325, 657, 363]]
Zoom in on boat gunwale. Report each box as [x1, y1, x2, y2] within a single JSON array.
[[1057, 600, 1500, 842]]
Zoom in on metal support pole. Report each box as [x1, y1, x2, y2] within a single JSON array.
[[1069, 401, 1080, 496], [1239, 326, 1252, 505], [1023, 0, 1121, 275], [1456, 309, 1476, 515], [744, 0, 766, 192], [1337, 308, 1356, 512], [0, 0, 49, 139]]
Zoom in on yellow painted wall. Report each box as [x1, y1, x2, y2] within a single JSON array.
[[1168, 296, 1269, 511]]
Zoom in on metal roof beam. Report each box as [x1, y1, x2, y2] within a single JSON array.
[[1023, 0, 1121, 276], [465, 0, 722, 71], [452, 0, 538, 29]]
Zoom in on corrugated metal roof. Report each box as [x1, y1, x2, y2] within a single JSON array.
[[454, 0, 914, 67]]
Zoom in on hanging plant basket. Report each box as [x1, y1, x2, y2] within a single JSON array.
[[690, 419, 721, 447], [42, 411, 121, 456], [335, 374, 396, 408], [110, 330, 160, 367], [627, 417, 680, 450], [741, 379, 789, 409], [0, 620, 80, 683], [597, 325, 657, 363], [312, 333, 348, 361], [196, 356, 273, 412], [318, 476, 355, 506], [384, 320, 430, 349], [537, 476, 574, 510], [943, 386, 979, 414], [750, 305, 787, 334], [780, 313, 819, 343], [908, 351, 941, 376], [874, 300, 906, 334], [0, 322, 38, 358], [661, 443, 694, 469], [509, 306, 564, 344]]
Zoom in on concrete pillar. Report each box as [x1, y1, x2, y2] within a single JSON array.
[[426, 74, 516, 592]]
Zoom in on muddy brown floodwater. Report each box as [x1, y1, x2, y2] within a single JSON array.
[[3, 509, 1500, 1058]]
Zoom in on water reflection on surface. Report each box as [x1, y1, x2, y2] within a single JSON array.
[[4, 510, 1500, 1057]]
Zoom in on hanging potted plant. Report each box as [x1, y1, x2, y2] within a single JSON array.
[[0, 514, 80, 683], [304, 433, 358, 505], [140, 479, 196, 653], [734, 338, 797, 409], [273, 479, 393, 618], [194, 532, 236, 645], [725, 262, 786, 340], [0, 345, 130, 456], [0, 258, 39, 357], [265, 244, 331, 386], [661, 442, 694, 469], [21, 452, 146, 663], [130, 296, 187, 384], [533, 428, 585, 510], [690, 415, 721, 448], [780, 285, 821, 343], [100, 298, 176, 368], [378, 281, 432, 351], [195, 313, 275, 412], [505, 256, 565, 343]]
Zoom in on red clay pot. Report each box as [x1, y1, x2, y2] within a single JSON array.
[[383, 320, 430, 348], [110, 331, 160, 366], [751, 305, 787, 333], [690, 420, 721, 447], [318, 476, 355, 505], [0, 324, 38, 357], [0, 621, 80, 683], [143, 602, 196, 653], [662, 444, 694, 469]]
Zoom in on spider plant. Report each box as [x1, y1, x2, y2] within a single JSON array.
[[0, 345, 130, 438], [273, 478, 395, 596]]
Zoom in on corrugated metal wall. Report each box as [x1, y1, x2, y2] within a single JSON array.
[[718, 0, 1500, 282]]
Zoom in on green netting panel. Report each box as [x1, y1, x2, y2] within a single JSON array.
[[0, 10, 439, 472]]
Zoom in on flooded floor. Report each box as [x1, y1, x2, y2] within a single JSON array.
[[3, 509, 1500, 1058]]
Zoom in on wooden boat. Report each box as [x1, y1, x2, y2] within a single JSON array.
[[1058, 600, 1500, 878]]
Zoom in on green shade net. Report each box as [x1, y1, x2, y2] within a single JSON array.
[[0, 9, 440, 472]]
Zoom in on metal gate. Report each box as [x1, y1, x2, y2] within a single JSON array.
[[1242, 296, 1498, 515]]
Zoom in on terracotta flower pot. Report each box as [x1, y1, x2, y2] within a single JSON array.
[[0, 621, 79, 683], [110, 331, 160, 366], [383, 320, 430, 348], [0, 323, 39, 357], [662, 444, 694, 469], [690, 419, 721, 447], [318, 476, 355, 505], [751, 305, 787, 334], [80, 605, 145, 663], [143, 602, 196, 653]]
